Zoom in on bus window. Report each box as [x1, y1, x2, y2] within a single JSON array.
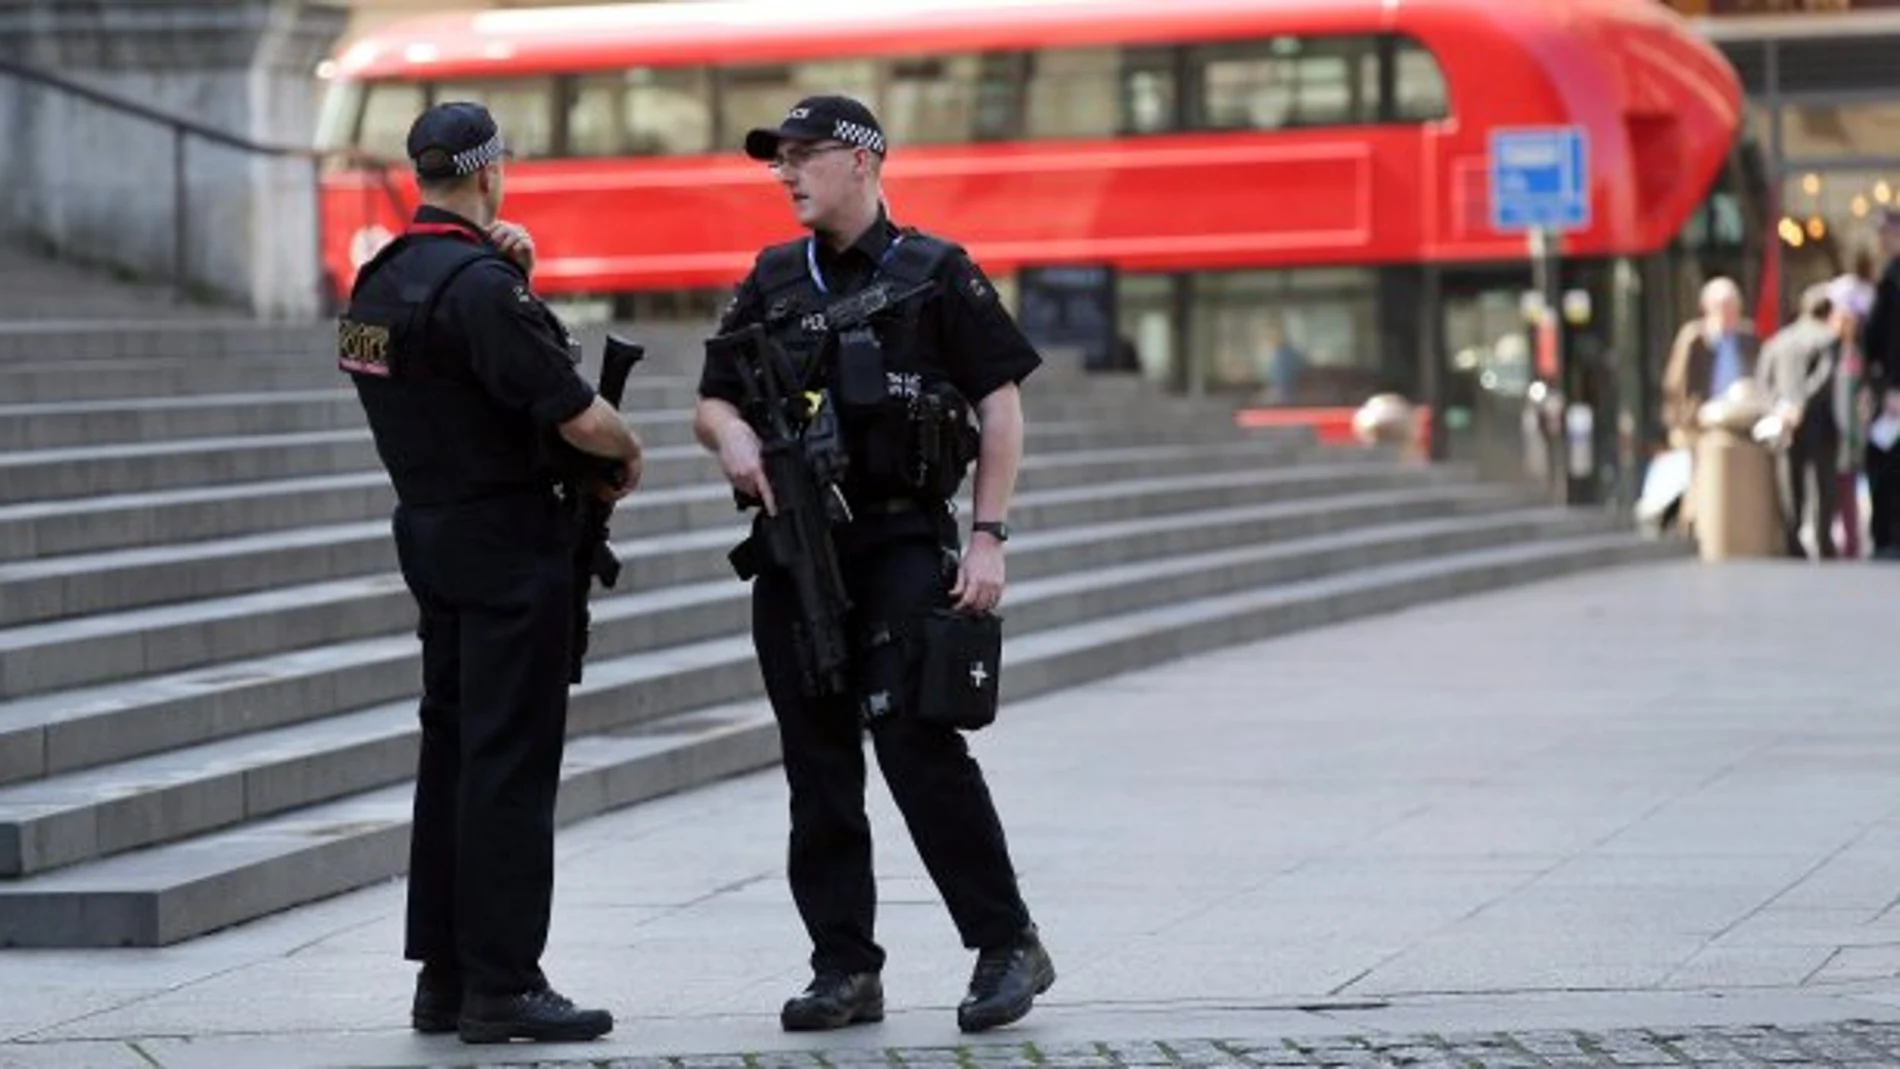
[[1024, 48, 1120, 139], [315, 80, 363, 154], [1118, 272, 1178, 385], [1389, 36, 1449, 121], [1119, 46, 1178, 134], [717, 60, 880, 147], [356, 80, 428, 163], [567, 76, 621, 156], [430, 78, 557, 159], [881, 54, 982, 145], [569, 68, 712, 157], [1189, 36, 1379, 132], [973, 52, 1027, 140], [1288, 38, 1378, 127], [1189, 267, 1382, 403]]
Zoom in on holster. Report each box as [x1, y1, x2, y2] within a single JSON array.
[[913, 609, 1002, 731], [907, 383, 979, 501]]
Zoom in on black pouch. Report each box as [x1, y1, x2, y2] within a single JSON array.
[[914, 609, 1002, 731], [835, 327, 887, 411]]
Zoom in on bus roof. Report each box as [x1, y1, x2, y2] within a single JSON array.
[[332, 0, 1662, 81]]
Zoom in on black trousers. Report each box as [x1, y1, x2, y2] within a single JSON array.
[[392, 492, 575, 996], [1778, 431, 1840, 559], [751, 515, 1032, 976], [1870, 444, 1900, 556]]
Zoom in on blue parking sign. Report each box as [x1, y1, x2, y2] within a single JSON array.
[[1489, 127, 1590, 233]]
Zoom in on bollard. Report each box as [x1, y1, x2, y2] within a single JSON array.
[[1691, 382, 1780, 562]]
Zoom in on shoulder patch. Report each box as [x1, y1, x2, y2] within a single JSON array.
[[337, 317, 392, 377]]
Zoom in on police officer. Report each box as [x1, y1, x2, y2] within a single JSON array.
[[338, 101, 637, 1044], [692, 95, 1054, 1034]]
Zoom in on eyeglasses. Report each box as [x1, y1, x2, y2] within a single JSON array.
[[769, 143, 856, 172]]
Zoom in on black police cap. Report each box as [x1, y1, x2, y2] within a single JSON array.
[[744, 95, 887, 161], [407, 101, 509, 180]]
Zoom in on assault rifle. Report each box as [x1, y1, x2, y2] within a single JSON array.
[[567, 333, 644, 684], [709, 323, 853, 697], [817, 277, 937, 335]]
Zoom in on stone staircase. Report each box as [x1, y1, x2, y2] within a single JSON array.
[[0, 326, 1679, 947], [0, 243, 233, 323]]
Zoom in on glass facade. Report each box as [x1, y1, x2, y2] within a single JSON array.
[[1676, 14, 1900, 320], [1776, 167, 1894, 302], [1111, 268, 1390, 407]]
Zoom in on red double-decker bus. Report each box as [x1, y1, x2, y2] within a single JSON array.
[[314, 0, 1769, 488]]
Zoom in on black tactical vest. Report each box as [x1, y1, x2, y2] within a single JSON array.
[[338, 227, 575, 507], [747, 229, 966, 500]]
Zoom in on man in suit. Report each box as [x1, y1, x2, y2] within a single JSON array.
[[1664, 276, 1760, 446], [1757, 284, 1844, 559], [1662, 276, 1760, 530]]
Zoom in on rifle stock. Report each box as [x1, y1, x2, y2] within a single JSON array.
[[568, 332, 645, 683]]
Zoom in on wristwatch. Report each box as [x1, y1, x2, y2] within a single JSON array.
[[972, 520, 1010, 543]]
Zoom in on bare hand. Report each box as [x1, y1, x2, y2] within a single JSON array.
[[950, 536, 1006, 614], [487, 220, 536, 275], [717, 422, 776, 516]]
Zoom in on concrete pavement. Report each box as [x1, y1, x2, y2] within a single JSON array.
[[3, 558, 1900, 1068]]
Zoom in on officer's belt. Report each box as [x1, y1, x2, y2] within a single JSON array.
[[398, 484, 558, 510], [849, 497, 928, 518]]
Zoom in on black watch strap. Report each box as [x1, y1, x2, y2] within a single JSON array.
[[972, 520, 1010, 542]]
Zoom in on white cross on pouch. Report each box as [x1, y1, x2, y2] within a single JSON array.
[[968, 661, 989, 688]]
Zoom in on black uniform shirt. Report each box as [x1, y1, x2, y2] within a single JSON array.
[[419, 207, 596, 428], [698, 212, 1043, 410], [352, 206, 596, 506]]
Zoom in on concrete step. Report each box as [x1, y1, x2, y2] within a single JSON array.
[[0, 338, 1240, 404], [0, 320, 701, 369], [0, 390, 690, 452], [0, 321, 327, 364], [0, 699, 782, 948], [0, 411, 1265, 508], [0, 456, 1416, 626], [0, 244, 229, 325], [0, 435, 1318, 564], [0, 504, 1620, 879], [0, 358, 400, 404], [0, 528, 1682, 947], [0, 471, 1494, 703], [0, 472, 1494, 788], [0, 382, 1235, 451], [0, 433, 712, 506], [0, 390, 364, 452]]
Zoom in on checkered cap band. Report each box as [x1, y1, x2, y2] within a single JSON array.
[[832, 119, 885, 156], [450, 132, 506, 176]]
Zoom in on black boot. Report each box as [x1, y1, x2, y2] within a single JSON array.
[[958, 926, 1055, 1034], [781, 972, 884, 1031], [457, 985, 614, 1044], [411, 965, 462, 1034]]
